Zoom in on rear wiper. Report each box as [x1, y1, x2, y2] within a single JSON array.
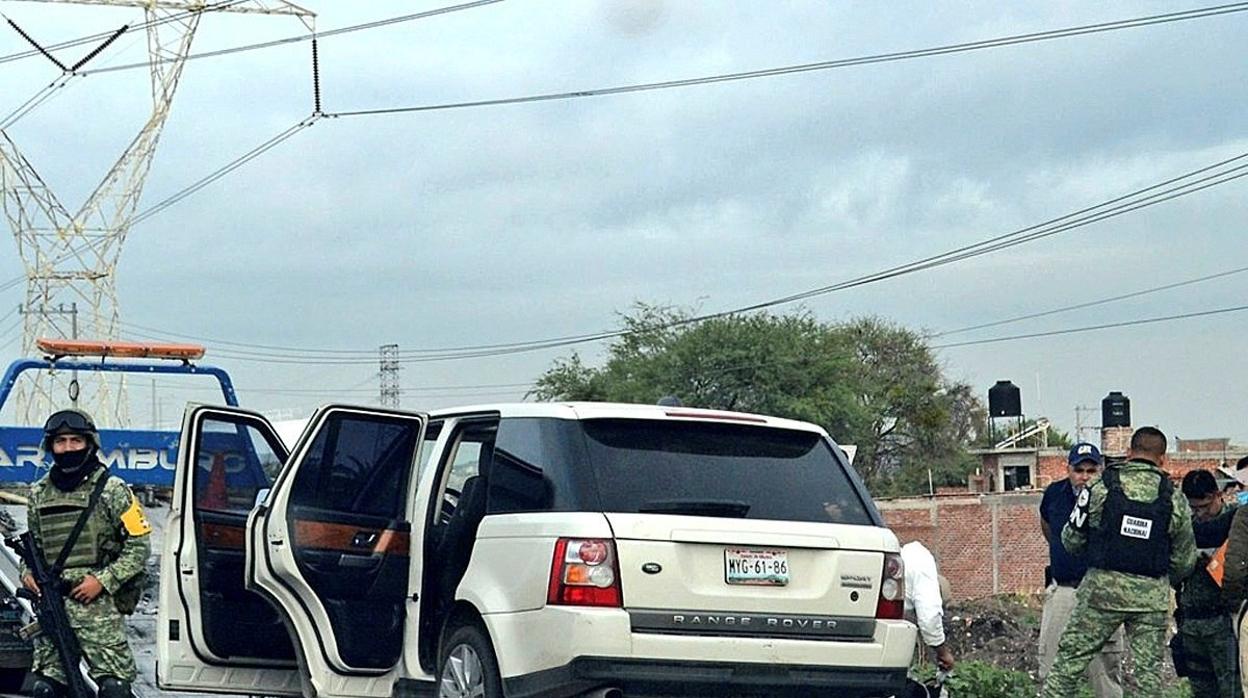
[[636, 499, 751, 518]]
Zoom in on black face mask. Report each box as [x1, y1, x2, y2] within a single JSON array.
[[49, 446, 98, 491]]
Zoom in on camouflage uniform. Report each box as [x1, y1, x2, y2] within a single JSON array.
[[1040, 459, 1196, 698], [23, 464, 151, 684], [1175, 505, 1239, 698]]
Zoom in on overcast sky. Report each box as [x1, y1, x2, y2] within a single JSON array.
[[0, 0, 1246, 446]]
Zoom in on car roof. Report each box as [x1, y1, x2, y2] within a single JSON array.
[[426, 401, 830, 437]]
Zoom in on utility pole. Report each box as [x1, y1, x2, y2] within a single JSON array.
[[1074, 405, 1100, 445], [18, 301, 79, 407], [379, 344, 400, 409]]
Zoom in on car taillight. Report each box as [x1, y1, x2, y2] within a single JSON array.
[[547, 538, 622, 608], [875, 552, 905, 619]]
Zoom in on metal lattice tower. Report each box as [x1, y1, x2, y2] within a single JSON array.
[[0, 0, 314, 426], [379, 344, 400, 408]]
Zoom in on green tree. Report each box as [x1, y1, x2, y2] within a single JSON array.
[[531, 305, 982, 493]]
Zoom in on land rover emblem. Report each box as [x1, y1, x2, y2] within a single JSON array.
[[642, 563, 662, 575]]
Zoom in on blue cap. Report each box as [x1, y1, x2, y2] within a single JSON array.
[[1068, 442, 1103, 466]]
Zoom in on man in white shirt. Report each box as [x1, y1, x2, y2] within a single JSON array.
[[901, 541, 955, 671]]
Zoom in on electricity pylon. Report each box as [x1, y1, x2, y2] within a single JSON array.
[[0, 0, 314, 426], [379, 344, 400, 408]]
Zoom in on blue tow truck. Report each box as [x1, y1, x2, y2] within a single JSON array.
[[0, 338, 242, 690], [0, 339, 239, 487]]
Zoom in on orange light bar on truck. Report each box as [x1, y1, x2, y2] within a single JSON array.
[[36, 338, 206, 361]]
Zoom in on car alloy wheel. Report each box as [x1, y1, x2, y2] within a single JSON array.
[[439, 642, 486, 698]]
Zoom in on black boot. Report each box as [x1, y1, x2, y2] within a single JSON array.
[[30, 675, 66, 698], [97, 677, 133, 698]]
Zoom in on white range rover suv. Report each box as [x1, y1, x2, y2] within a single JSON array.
[[157, 402, 915, 698]]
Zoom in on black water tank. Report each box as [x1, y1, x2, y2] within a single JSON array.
[[1102, 391, 1131, 428], [988, 380, 1022, 418]]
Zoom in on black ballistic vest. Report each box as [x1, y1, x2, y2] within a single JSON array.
[[1087, 466, 1172, 578]]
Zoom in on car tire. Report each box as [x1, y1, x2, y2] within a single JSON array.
[[438, 622, 502, 698]]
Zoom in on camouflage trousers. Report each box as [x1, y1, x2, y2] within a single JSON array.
[[1038, 584, 1123, 698], [1040, 603, 1167, 698], [33, 593, 136, 684], [1178, 614, 1239, 698]]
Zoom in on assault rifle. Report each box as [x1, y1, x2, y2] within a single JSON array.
[[5, 531, 93, 698]]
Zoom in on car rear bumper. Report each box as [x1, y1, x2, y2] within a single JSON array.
[[504, 657, 909, 698], [484, 608, 915, 697]]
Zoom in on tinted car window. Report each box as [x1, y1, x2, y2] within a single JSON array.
[[290, 413, 420, 519], [579, 419, 872, 525], [487, 418, 595, 514]]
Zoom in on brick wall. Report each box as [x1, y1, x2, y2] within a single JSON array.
[[1101, 427, 1132, 457], [1037, 449, 1242, 485], [880, 493, 1046, 601], [1036, 451, 1067, 486], [1177, 438, 1231, 454]]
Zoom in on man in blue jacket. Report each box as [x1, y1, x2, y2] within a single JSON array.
[[1037, 443, 1122, 698]]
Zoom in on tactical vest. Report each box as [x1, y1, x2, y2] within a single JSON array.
[[34, 468, 119, 572], [1087, 466, 1172, 578]]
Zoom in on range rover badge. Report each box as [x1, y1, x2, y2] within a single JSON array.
[[642, 563, 662, 575]]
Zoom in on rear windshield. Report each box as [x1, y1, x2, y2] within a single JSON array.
[[578, 419, 873, 525]]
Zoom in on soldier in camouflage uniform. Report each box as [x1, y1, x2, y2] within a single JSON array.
[[1040, 426, 1196, 698], [1174, 470, 1239, 697], [20, 409, 151, 698]]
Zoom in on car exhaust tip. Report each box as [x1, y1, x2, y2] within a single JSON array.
[[582, 688, 622, 698]]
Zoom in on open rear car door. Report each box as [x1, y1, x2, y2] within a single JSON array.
[[157, 405, 301, 694], [247, 405, 427, 698]]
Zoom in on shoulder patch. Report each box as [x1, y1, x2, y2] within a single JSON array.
[[120, 495, 152, 536]]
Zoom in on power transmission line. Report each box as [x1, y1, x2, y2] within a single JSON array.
[[729, 157, 1248, 312], [109, 316, 616, 356], [0, 0, 247, 68], [932, 304, 1248, 349], [932, 264, 1248, 337], [12, 3, 1245, 291], [0, 73, 79, 129], [522, 299, 1248, 383], [0, 4, 246, 128], [95, 149, 1248, 365], [324, 2, 1248, 118], [0, 312, 25, 350], [75, 0, 505, 76], [11, 2, 1239, 107], [128, 116, 319, 226], [14, 151, 1248, 365], [149, 380, 533, 395]]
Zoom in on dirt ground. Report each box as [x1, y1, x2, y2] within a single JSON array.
[[941, 593, 1183, 688], [944, 595, 1044, 676]]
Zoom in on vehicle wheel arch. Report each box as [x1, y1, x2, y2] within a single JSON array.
[[435, 606, 503, 698], [436, 601, 490, 663]]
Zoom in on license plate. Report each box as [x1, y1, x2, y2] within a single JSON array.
[[724, 548, 789, 586]]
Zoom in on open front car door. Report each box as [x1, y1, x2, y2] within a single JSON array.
[[158, 405, 302, 695], [247, 405, 427, 698]]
